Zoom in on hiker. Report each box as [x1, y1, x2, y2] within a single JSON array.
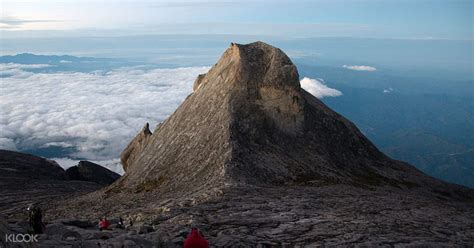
[[98, 217, 110, 231], [184, 227, 209, 248], [116, 217, 124, 229], [27, 203, 44, 234]]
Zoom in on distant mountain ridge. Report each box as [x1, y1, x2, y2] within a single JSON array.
[[0, 53, 109, 64], [0, 53, 133, 73]]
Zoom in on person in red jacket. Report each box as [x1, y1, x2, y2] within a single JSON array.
[[184, 228, 209, 248], [98, 217, 110, 231]]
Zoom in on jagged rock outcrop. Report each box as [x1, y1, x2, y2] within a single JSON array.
[[120, 123, 152, 172], [66, 161, 120, 186]]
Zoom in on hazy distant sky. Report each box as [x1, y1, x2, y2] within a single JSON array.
[[1, 0, 472, 39]]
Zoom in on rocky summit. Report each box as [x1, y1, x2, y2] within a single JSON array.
[[2, 42, 473, 247], [113, 41, 470, 199]]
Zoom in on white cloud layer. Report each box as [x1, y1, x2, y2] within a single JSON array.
[[0, 64, 209, 163], [0, 63, 51, 70], [300, 77, 342, 99], [342, 65, 377, 71], [0, 63, 52, 78]]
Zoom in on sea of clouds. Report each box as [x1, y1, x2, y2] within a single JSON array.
[[0, 64, 209, 159], [0, 63, 340, 173]]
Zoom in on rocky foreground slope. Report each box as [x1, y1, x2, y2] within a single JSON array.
[[1, 42, 473, 246]]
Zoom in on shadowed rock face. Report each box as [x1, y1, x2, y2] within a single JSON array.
[[65, 161, 120, 186], [0, 149, 65, 181]]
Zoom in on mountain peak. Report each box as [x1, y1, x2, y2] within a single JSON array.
[[233, 41, 300, 89], [102, 42, 470, 206], [194, 42, 300, 92], [193, 41, 304, 135]]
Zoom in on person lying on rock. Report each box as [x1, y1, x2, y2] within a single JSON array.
[[98, 217, 110, 231]]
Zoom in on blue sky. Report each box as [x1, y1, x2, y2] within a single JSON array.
[[1, 0, 472, 39]]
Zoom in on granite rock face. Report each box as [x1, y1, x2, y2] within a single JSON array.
[[112, 42, 469, 197]]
